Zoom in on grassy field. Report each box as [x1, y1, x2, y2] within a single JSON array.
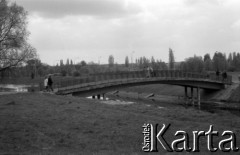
[[0, 93, 240, 154]]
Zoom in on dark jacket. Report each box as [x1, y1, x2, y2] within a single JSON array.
[[48, 77, 53, 86]]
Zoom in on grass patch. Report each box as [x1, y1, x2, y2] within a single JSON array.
[[0, 93, 239, 154]]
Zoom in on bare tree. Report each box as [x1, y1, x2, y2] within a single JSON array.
[[0, 0, 36, 72]]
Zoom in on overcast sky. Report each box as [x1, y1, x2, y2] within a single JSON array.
[[15, 0, 240, 65]]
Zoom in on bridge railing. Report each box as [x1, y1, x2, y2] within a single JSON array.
[[53, 70, 232, 89]]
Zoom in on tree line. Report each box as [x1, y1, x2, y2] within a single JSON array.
[[2, 49, 240, 79], [178, 52, 240, 73]]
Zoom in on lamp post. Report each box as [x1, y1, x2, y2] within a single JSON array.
[[98, 56, 101, 65], [131, 51, 135, 70]]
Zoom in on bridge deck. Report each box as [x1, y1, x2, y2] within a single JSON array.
[[52, 70, 232, 95]]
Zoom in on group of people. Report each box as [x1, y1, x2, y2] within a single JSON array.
[[146, 66, 155, 78], [44, 75, 53, 92], [216, 70, 228, 81]]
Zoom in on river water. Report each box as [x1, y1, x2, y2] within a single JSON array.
[[83, 93, 240, 118], [0, 84, 39, 93], [1, 84, 239, 118]]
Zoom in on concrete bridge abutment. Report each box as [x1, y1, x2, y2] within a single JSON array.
[[92, 93, 106, 100], [184, 86, 201, 105]]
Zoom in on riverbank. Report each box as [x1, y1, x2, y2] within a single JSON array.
[[0, 93, 239, 154], [105, 90, 240, 112]]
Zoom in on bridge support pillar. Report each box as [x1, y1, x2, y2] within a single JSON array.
[[191, 87, 194, 104], [184, 86, 188, 102], [197, 87, 200, 105], [102, 93, 105, 100], [97, 94, 101, 99], [92, 95, 95, 99]]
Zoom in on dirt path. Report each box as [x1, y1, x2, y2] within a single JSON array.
[[210, 73, 240, 102], [211, 83, 239, 101]]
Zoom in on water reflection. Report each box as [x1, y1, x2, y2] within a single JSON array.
[[86, 96, 110, 100], [87, 95, 136, 105]]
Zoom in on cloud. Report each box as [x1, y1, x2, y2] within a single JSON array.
[[16, 0, 240, 64], [232, 20, 240, 29], [184, 0, 221, 6], [17, 0, 141, 19]]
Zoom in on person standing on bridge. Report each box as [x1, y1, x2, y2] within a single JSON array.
[[222, 71, 227, 82], [146, 66, 153, 78]]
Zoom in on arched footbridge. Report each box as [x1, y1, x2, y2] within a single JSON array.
[[53, 70, 232, 97]]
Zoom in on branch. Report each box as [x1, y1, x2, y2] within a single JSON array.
[[0, 56, 23, 72]]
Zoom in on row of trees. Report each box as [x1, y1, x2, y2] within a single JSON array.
[[134, 56, 167, 70], [58, 59, 87, 67], [25, 50, 240, 77], [178, 52, 240, 73], [2, 50, 240, 78]]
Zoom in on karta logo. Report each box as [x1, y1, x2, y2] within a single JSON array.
[[142, 123, 239, 152]]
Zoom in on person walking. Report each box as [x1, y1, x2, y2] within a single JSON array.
[[44, 76, 48, 92], [48, 75, 53, 92]]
